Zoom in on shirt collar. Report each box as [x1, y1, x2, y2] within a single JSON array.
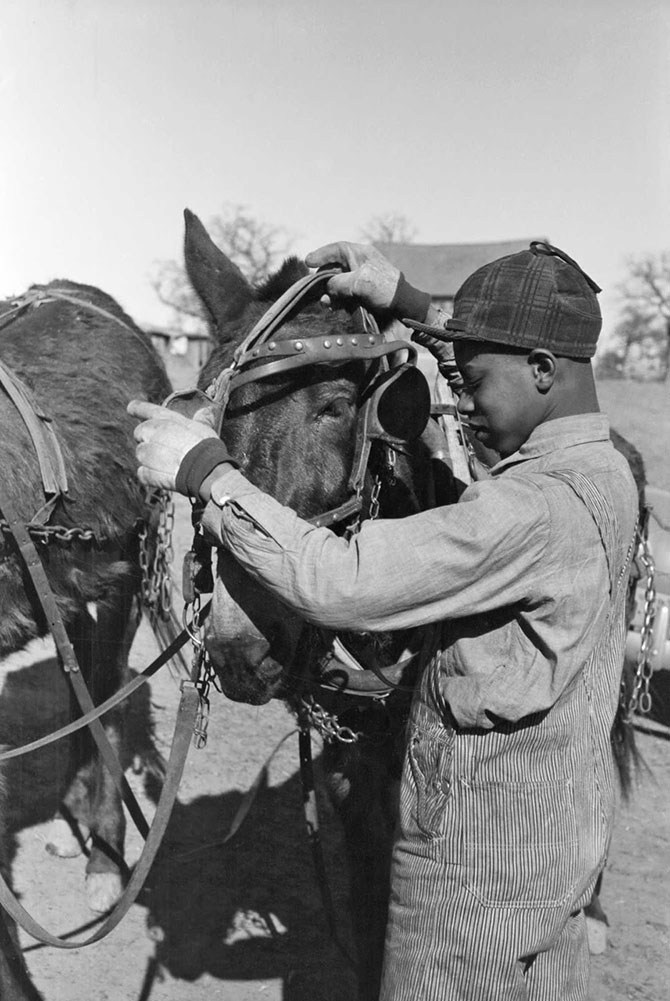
[[491, 412, 611, 475]]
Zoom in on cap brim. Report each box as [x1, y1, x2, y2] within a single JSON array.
[[402, 318, 473, 343]]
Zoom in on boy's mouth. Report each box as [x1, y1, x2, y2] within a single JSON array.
[[462, 418, 489, 437]]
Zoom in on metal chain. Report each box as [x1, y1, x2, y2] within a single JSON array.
[[384, 445, 397, 486], [182, 587, 219, 749], [157, 493, 175, 618], [625, 530, 657, 717], [367, 474, 383, 522], [299, 695, 363, 744], [0, 520, 97, 545], [139, 491, 175, 621]]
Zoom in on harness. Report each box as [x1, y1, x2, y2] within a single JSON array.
[[0, 289, 198, 950]]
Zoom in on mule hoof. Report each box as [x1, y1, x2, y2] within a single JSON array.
[[586, 915, 608, 955], [86, 871, 123, 913], [44, 817, 84, 858]]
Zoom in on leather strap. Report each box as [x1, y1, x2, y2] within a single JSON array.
[[0, 681, 199, 948], [235, 269, 343, 358], [0, 611, 203, 762], [34, 287, 159, 365], [315, 635, 418, 696], [0, 359, 68, 499], [0, 483, 151, 839], [297, 712, 357, 970], [230, 336, 415, 392]]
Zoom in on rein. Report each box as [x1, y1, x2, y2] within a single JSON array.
[[0, 484, 201, 948]]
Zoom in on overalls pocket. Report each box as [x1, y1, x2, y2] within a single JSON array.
[[400, 727, 453, 841], [462, 778, 580, 908]]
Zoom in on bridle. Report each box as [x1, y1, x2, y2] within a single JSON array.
[[199, 268, 432, 530]]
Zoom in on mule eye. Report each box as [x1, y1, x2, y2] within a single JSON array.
[[317, 397, 353, 421]]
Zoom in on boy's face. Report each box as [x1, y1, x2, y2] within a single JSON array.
[[454, 341, 545, 459]]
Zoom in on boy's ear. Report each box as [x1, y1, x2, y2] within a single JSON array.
[[527, 349, 557, 392]]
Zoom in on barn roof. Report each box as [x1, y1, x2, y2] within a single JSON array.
[[373, 238, 546, 298]]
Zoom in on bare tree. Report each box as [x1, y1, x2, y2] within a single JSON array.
[[150, 203, 292, 334], [359, 211, 418, 245], [616, 252, 670, 380]]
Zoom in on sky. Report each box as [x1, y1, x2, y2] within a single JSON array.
[[2, 0, 669, 346]]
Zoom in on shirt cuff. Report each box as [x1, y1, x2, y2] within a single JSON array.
[[202, 468, 305, 548]]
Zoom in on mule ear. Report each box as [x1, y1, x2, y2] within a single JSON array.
[[183, 208, 253, 330]]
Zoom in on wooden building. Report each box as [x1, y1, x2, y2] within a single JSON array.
[[147, 327, 212, 391]]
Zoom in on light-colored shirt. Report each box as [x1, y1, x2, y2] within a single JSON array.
[[202, 413, 638, 728]]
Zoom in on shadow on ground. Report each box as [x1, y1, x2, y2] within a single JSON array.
[[1, 651, 358, 1000], [136, 766, 358, 1000]]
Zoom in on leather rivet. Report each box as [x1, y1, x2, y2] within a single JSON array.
[[323, 340, 331, 348], [336, 337, 344, 346], [294, 341, 303, 351], [268, 342, 276, 351], [351, 338, 358, 346]]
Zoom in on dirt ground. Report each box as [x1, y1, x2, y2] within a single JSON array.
[[4, 496, 669, 1001]]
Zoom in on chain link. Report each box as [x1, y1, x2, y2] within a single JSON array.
[[182, 581, 220, 749], [367, 474, 383, 522], [384, 445, 397, 486], [299, 695, 363, 744], [0, 520, 98, 545], [183, 590, 204, 646], [625, 531, 657, 717], [139, 491, 175, 622], [191, 645, 218, 749]]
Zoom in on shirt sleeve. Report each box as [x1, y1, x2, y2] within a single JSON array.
[[200, 468, 551, 633]]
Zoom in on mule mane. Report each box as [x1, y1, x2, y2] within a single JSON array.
[[200, 258, 360, 386], [255, 257, 308, 302]]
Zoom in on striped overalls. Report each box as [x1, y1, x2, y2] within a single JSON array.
[[380, 470, 635, 1000]]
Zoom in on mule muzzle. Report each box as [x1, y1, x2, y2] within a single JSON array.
[[204, 633, 287, 706]]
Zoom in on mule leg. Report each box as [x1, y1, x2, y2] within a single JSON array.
[[56, 592, 141, 913], [44, 804, 87, 859], [0, 780, 43, 1001], [0, 912, 43, 1001], [84, 593, 143, 913]]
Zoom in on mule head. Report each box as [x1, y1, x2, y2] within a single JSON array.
[[184, 209, 368, 704]]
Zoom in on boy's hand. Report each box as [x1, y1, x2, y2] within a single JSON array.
[[127, 400, 224, 493], [305, 242, 401, 312]]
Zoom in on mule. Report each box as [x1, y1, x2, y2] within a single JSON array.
[[184, 210, 643, 998], [0, 281, 171, 1000]]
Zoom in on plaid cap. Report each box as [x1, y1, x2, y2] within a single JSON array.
[[404, 242, 602, 359]]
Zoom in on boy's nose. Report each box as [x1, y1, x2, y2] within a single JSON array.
[[457, 391, 474, 415]]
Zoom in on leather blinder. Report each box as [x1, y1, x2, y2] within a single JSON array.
[[347, 364, 431, 495], [361, 364, 431, 443]]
